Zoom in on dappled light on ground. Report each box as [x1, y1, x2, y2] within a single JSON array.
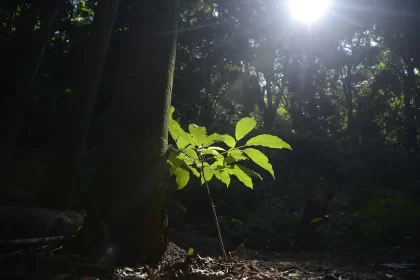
[[2, 245, 419, 279]]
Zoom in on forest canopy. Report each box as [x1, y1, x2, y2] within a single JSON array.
[[1, 0, 420, 275]]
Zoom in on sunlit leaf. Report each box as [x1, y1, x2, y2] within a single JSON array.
[[245, 134, 292, 150], [167, 160, 176, 176], [235, 117, 256, 141], [189, 124, 207, 146], [212, 154, 226, 167], [169, 106, 193, 148], [201, 165, 214, 184], [207, 146, 226, 151], [214, 170, 230, 187], [198, 148, 220, 155], [175, 167, 190, 189], [226, 149, 248, 164], [181, 147, 199, 161], [203, 133, 225, 146], [235, 164, 262, 180], [185, 165, 200, 177], [168, 151, 184, 167], [171, 150, 194, 166], [227, 165, 253, 188], [169, 106, 176, 117], [172, 126, 192, 148], [243, 148, 275, 178], [223, 134, 236, 148]]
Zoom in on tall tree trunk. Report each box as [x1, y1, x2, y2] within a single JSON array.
[[0, 0, 61, 186], [36, 0, 121, 210], [403, 62, 417, 152], [415, 82, 420, 153], [72, 0, 180, 266], [263, 75, 275, 130], [342, 63, 354, 142]]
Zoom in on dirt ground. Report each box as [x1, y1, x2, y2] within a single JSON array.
[[1, 245, 419, 280]]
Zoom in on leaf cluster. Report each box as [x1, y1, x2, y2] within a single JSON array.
[[167, 106, 291, 189]]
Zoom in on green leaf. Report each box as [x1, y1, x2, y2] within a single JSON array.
[[235, 117, 256, 141], [189, 124, 207, 146], [187, 247, 194, 256], [226, 149, 248, 164], [235, 164, 262, 180], [214, 170, 231, 187], [180, 147, 199, 161], [228, 165, 253, 188], [169, 149, 194, 166], [201, 165, 214, 184], [198, 148, 220, 155], [243, 148, 275, 178], [169, 106, 176, 118], [212, 154, 226, 167], [228, 149, 245, 157], [168, 151, 184, 167], [185, 165, 200, 177], [203, 133, 225, 146], [172, 126, 192, 149], [175, 167, 190, 189], [169, 107, 192, 148], [167, 160, 176, 176], [245, 134, 292, 150], [207, 146, 226, 151], [311, 217, 325, 224], [177, 153, 194, 166], [223, 134, 236, 148]]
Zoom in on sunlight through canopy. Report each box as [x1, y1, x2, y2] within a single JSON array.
[[287, 0, 331, 23]]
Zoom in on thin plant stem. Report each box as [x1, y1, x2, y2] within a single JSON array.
[[199, 155, 228, 261]]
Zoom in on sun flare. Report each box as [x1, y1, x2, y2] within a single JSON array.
[[288, 0, 331, 23]]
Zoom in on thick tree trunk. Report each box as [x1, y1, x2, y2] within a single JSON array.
[[36, 0, 121, 210], [0, 0, 61, 186], [73, 0, 180, 266]]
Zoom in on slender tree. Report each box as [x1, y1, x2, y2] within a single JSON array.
[[37, 0, 121, 209], [0, 0, 62, 186], [74, 0, 180, 265]]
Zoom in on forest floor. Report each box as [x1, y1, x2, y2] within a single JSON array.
[[1, 207, 419, 279], [2, 245, 419, 280]]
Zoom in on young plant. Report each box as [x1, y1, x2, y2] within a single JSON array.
[[166, 106, 291, 259]]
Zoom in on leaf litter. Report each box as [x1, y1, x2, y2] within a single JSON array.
[[2, 242, 419, 280]]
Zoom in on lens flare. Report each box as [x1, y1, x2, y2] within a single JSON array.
[[288, 0, 331, 23]]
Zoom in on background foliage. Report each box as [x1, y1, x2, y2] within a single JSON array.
[[2, 0, 420, 252]]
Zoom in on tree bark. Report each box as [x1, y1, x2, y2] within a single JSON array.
[[263, 74, 276, 130], [341, 63, 354, 142], [403, 62, 417, 152], [0, 0, 61, 186], [73, 0, 180, 266], [36, 0, 121, 210]]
